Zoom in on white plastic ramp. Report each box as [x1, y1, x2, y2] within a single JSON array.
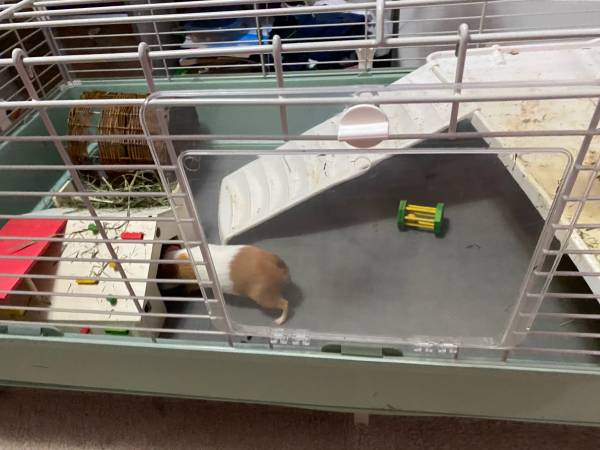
[[219, 66, 475, 243]]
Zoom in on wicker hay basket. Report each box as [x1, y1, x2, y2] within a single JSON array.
[[67, 91, 167, 166]]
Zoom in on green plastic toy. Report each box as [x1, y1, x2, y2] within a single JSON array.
[[397, 200, 445, 236]]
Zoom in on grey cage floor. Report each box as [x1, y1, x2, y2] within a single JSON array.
[[186, 151, 540, 341], [158, 117, 600, 345]]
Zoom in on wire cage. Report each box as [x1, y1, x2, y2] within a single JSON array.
[[1, 0, 600, 375]]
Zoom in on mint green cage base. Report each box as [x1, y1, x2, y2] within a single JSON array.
[[3, 335, 600, 425], [3, 73, 600, 425]]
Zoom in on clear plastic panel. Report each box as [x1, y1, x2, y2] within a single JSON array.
[[177, 146, 571, 348], [139, 86, 600, 352]]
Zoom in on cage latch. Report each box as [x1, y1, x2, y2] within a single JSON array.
[[270, 328, 310, 346], [413, 341, 458, 355]]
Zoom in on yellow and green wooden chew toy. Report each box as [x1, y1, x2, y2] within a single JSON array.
[[397, 200, 444, 236]]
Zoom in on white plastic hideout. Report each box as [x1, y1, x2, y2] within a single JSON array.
[[219, 39, 600, 297]]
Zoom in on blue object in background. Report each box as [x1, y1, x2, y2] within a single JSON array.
[[181, 6, 366, 70], [270, 12, 366, 70], [183, 16, 270, 49]]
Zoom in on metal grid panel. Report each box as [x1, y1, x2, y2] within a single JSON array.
[[0, 0, 599, 365], [0, 0, 598, 81], [0, 1, 65, 133]]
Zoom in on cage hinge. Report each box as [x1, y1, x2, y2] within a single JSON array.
[[0, 324, 63, 337], [341, 344, 384, 358], [270, 328, 310, 346], [321, 344, 402, 358], [413, 341, 458, 355]]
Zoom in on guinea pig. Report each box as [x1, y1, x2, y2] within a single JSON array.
[[160, 244, 290, 325]]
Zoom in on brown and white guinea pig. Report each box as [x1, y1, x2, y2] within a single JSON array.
[[160, 244, 290, 325]]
